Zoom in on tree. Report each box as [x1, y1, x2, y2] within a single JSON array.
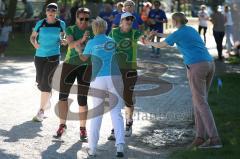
[[207, 0, 225, 9], [6, 0, 17, 20]]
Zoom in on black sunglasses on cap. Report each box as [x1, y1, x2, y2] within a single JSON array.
[[125, 16, 134, 21]]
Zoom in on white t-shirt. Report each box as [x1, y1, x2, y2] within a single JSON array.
[[198, 11, 209, 27], [0, 26, 12, 42], [224, 11, 233, 26]]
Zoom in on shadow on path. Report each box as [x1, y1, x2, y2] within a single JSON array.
[[41, 141, 82, 159], [0, 121, 42, 142]]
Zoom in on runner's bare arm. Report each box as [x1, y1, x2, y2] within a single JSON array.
[[75, 45, 89, 61], [156, 33, 169, 38], [145, 40, 168, 48], [143, 30, 158, 40], [30, 31, 39, 49], [67, 31, 89, 48], [67, 35, 82, 49]]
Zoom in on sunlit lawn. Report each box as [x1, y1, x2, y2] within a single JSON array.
[[170, 73, 240, 159]]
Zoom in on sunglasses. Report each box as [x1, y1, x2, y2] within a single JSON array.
[[46, 8, 57, 12], [79, 17, 89, 21], [125, 16, 134, 21]]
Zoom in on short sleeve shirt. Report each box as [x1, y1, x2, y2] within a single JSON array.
[[83, 34, 120, 78], [164, 25, 213, 65], [64, 25, 94, 65], [198, 11, 209, 27], [148, 9, 167, 33], [109, 27, 142, 69], [33, 19, 66, 57], [113, 12, 144, 30]]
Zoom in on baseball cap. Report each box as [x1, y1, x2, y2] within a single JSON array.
[[47, 3, 58, 10], [120, 12, 135, 20]]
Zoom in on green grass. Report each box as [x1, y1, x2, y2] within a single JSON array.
[[170, 73, 240, 159], [5, 32, 35, 56], [5, 32, 67, 56], [226, 56, 240, 65]]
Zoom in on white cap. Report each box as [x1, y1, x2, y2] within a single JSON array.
[[123, 0, 135, 7], [47, 3, 58, 10], [120, 12, 135, 20]]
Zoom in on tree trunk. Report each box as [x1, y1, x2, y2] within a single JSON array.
[[6, 0, 17, 20], [177, 0, 181, 12]]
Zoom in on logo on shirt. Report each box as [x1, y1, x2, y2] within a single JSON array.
[[104, 41, 116, 51], [119, 38, 132, 49]]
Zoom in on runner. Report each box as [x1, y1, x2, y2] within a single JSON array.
[[144, 12, 222, 149], [77, 17, 125, 158], [0, 18, 13, 58], [198, 5, 209, 43], [148, 1, 167, 58], [53, 8, 93, 142], [112, 0, 144, 31], [30, 3, 66, 122], [108, 12, 154, 140]]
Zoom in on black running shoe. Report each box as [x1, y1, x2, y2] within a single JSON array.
[[107, 129, 116, 141]]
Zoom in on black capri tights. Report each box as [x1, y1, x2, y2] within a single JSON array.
[[59, 63, 92, 106], [34, 55, 59, 92], [121, 69, 138, 107]]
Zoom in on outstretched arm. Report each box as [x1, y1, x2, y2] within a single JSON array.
[[148, 41, 168, 48], [75, 44, 89, 61], [156, 33, 169, 38], [143, 38, 168, 48]]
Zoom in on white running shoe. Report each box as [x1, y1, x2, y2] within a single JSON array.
[[32, 109, 44, 122], [84, 147, 96, 158], [125, 120, 133, 137]]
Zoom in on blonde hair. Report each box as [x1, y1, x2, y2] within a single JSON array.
[[92, 17, 107, 35], [172, 12, 188, 25], [117, 2, 124, 8]]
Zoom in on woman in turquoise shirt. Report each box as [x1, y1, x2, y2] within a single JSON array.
[[30, 3, 65, 122], [144, 12, 222, 149], [77, 17, 125, 158]]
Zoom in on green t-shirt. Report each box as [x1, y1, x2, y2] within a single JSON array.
[[64, 25, 94, 65], [109, 27, 142, 69]]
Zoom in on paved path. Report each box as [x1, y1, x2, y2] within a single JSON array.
[[0, 44, 196, 159], [1, 19, 239, 159]]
